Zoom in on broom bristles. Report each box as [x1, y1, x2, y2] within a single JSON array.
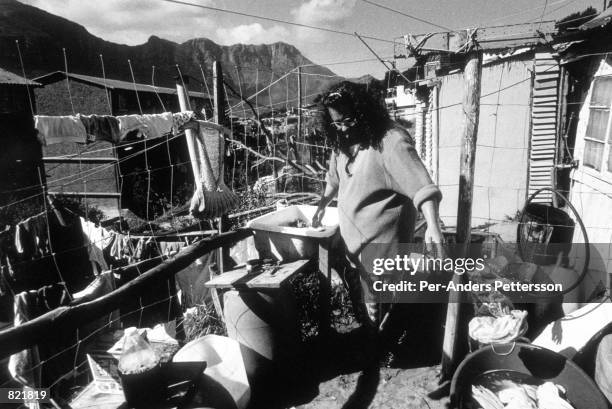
[[189, 183, 239, 219]]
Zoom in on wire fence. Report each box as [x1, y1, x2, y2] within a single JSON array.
[[4, 25, 612, 406]]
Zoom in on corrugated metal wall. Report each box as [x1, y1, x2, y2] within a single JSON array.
[[528, 52, 559, 203]]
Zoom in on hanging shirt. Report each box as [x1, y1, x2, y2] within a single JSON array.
[[325, 125, 442, 258], [34, 115, 87, 145], [15, 214, 48, 259], [80, 217, 111, 275]]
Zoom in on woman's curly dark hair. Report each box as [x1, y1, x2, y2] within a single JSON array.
[[317, 81, 391, 154]]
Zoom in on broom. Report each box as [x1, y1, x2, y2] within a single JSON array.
[[189, 121, 239, 218], [175, 81, 238, 219]]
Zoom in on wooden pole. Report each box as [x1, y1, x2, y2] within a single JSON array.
[[176, 79, 201, 184], [440, 50, 482, 380], [214, 61, 225, 125], [297, 66, 303, 190], [0, 229, 253, 360], [297, 66, 302, 145], [212, 61, 227, 318]]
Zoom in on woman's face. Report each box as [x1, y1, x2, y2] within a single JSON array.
[[328, 106, 358, 140]]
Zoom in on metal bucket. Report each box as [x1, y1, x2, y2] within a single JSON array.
[[450, 342, 608, 409]]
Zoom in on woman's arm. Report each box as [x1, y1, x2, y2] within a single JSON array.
[[313, 183, 338, 227], [421, 198, 445, 256]]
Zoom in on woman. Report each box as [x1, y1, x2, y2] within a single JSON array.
[[313, 81, 445, 359]]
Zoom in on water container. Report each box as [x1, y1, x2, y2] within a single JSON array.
[[223, 290, 300, 363], [223, 289, 316, 407]]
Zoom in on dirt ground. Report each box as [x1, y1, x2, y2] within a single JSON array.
[[299, 365, 449, 409]]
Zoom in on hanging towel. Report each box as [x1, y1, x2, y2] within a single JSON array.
[[139, 112, 173, 139], [34, 115, 87, 146], [117, 113, 174, 141], [116, 115, 149, 141], [78, 114, 121, 143]]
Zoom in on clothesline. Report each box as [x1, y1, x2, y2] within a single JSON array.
[[34, 111, 200, 146]]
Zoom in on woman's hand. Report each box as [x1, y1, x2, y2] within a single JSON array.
[[425, 223, 446, 258], [312, 206, 326, 227]]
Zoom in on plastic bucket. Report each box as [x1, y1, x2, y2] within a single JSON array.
[[450, 342, 608, 409]]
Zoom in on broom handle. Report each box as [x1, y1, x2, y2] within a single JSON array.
[[176, 82, 201, 183]]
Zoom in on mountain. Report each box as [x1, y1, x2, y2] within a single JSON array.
[[0, 0, 342, 112]]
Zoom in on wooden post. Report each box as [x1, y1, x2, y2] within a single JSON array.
[[297, 66, 303, 190], [213, 61, 225, 125], [297, 66, 302, 144], [212, 61, 226, 319], [440, 50, 482, 380]]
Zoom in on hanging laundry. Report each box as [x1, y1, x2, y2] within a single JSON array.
[[172, 111, 196, 134], [78, 114, 121, 143], [133, 237, 145, 260], [116, 112, 174, 141], [116, 115, 149, 141], [159, 241, 185, 257], [34, 115, 87, 146], [14, 213, 49, 260], [139, 112, 173, 139], [108, 233, 140, 263], [80, 217, 112, 275], [9, 284, 72, 408]]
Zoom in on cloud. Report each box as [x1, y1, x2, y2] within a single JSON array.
[[291, 0, 356, 24], [290, 0, 356, 42], [216, 23, 290, 45], [20, 0, 217, 45]]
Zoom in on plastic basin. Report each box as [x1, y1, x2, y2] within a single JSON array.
[[246, 205, 339, 261]]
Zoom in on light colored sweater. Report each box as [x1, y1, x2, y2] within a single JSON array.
[[326, 126, 442, 257]]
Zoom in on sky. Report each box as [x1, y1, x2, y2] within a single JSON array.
[[20, 0, 602, 79]]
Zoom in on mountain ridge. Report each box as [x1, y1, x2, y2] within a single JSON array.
[[0, 0, 344, 110]]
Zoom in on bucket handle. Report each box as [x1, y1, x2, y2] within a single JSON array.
[[490, 341, 517, 356]]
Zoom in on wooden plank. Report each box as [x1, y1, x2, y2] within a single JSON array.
[[205, 259, 310, 289], [43, 156, 118, 163], [47, 191, 122, 198]]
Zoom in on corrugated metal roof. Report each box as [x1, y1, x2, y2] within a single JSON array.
[[0, 67, 40, 86], [34, 71, 210, 99]]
